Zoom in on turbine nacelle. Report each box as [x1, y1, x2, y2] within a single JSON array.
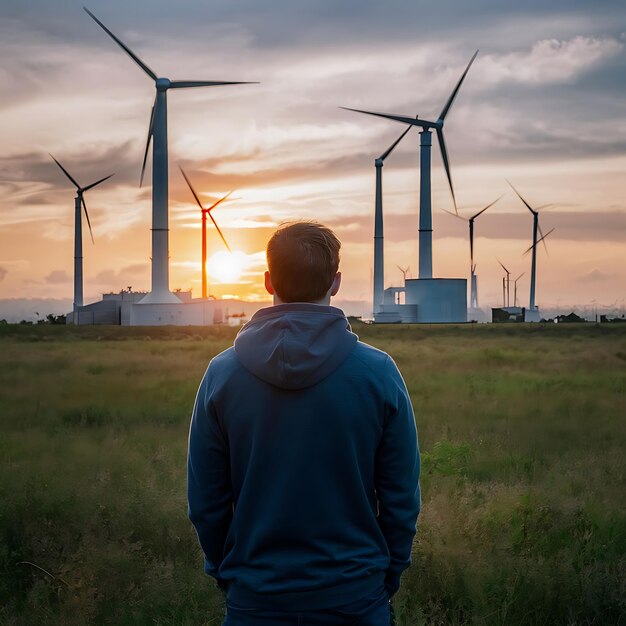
[[49, 153, 114, 244], [341, 49, 478, 218], [84, 7, 258, 188]]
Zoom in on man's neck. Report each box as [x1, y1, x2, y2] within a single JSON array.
[[273, 296, 331, 306]]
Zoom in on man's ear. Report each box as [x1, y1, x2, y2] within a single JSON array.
[[264, 270, 275, 296], [330, 272, 341, 297]]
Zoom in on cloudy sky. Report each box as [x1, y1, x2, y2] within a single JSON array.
[[0, 0, 625, 312]]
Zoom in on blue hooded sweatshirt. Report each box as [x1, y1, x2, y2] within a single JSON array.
[[188, 303, 420, 610]]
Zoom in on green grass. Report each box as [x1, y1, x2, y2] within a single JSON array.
[[1, 322, 625, 625]]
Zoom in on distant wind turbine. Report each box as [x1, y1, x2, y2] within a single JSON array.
[[179, 167, 233, 300], [513, 272, 525, 307], [84, 7, 257, 305], [341, 50, 478, 279], [507, 180, 553, 312], [49, 154, 113, 322], [443, 194, 501, 309], [372, 126, 412, 314], [397, 265, 410, 282], [497, 259, 511, 308]]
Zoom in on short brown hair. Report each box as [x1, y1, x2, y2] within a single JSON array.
[[267, 221, 341, 302]]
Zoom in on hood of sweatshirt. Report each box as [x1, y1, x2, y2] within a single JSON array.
[[233, 303, 358, 390]]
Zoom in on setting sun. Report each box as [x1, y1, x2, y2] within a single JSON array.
[[206, 250, 247, 283]]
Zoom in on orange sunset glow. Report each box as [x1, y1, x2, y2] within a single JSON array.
[[0, 1, 625, 320]]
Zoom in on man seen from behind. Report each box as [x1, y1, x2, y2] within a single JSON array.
[[188, 221, 420, 625]]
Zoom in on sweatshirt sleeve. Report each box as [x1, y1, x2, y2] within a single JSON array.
[[187, 366, 233, 590], [375, 356, 421, 597]]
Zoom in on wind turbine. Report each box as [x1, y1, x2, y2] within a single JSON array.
[[373, 126, 413, 314], [497, 259, 511, 307], [513, 272, 524, 307], [342, 50, 478, 279], [84, 7, 257, 305], [49, 154, 113, 323], [179, 167, 233, 300], [507, 180, 552, 312], [443, 195, 501, 309], [397, 265, 410, 282], [394, 266, 410, 304]]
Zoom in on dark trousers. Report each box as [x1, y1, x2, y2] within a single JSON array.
[[223, 589, 391, 626]]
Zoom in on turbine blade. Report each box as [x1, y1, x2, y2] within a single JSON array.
[[379, 125, 412, 161], [537, 222, 549, 255], [523, 228, 554, 256], [207, 190, 234, 212], [140, 97, 156, 187], [49, 154, 80, 189], [515, 272, 525, 282], [438, 50, 479, 122], [440, 207, 466, 221], [471, 194, 503, 220], [506, 179, 536, 215], [82, 173, 114, 192], [179, 166, 205, 211], [207, 211, 231, 253], [340, 106, 427, 128], [170, 80, 258, 89], [81, 195, 94, 244], [497, 258, 510, 274], [83, 7, 157, 80], [539, 226, 554, 256], [436, 128, 456, 214]]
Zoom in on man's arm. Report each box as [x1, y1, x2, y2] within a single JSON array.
[[187, 369, 233, 591], [375, 356, 421, 598]]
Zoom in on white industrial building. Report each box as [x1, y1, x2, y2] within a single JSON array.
[[67, 290, 263, 326], [375, 278, 467, 323]]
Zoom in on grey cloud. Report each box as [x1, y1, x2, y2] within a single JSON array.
[[578, 269, 615, 282], [94, 263, 148, 286], [172, 151, 372, 199], [0, 141, 136, 189], [326, 209, 626, 244], [2, 1, 624, 59], [32, 1, 622, 49], [45, 269, 71, 283], [0, 1, 625, 241]]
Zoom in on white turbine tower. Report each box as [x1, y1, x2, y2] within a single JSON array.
[[49, 154, 113, 323], [84, 7, 257, 304], [372, 126, 412, 314], [342, 50, 478, 279]]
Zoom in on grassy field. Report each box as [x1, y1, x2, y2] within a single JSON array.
[[1, 322, 625, 625]]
